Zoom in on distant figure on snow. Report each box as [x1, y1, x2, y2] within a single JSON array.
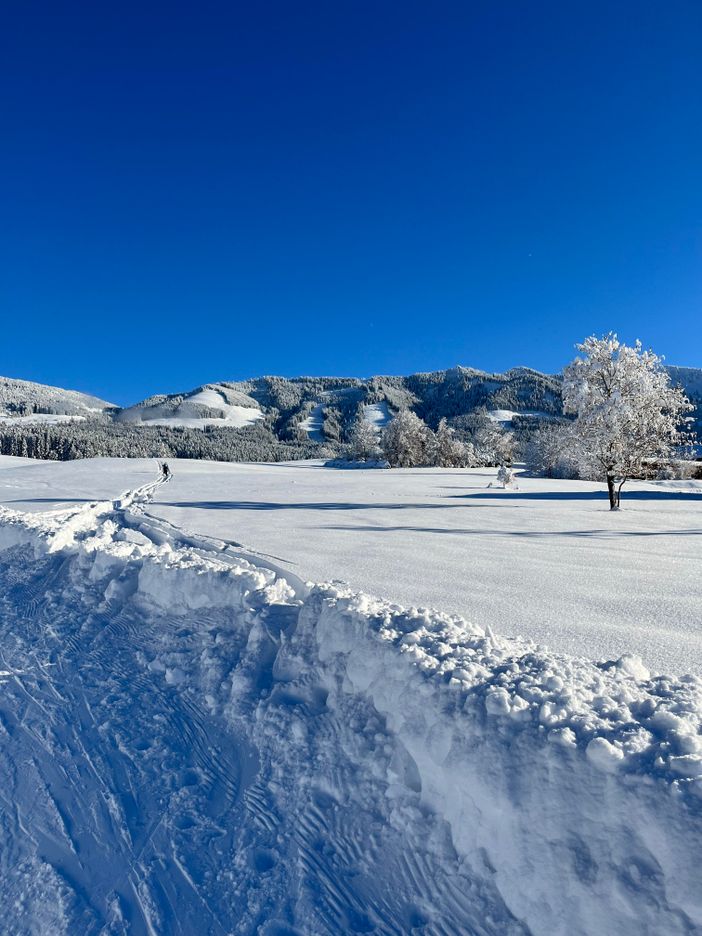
[[488, 465, 518, 490], [161, 462, 172, 482]]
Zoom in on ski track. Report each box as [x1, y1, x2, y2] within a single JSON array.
[[0, 477, 526, 935]]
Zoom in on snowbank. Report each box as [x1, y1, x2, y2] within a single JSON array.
[[0, 492, 700, 934], [310, 589, 702, 933]]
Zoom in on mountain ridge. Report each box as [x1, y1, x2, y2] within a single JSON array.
[[0, 364, 699, 462]]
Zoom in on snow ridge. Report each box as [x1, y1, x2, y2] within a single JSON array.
[[0, 488, 700, 934]]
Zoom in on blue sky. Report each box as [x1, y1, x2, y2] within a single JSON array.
[[1, 1, 701, 405]]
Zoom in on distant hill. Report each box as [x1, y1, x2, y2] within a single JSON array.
[[0, 376, 114, 420], [117, 366, 564, 441], [667, 366, 702, 438], [0, 364, 699, 461], [116, 382, 264, 429]]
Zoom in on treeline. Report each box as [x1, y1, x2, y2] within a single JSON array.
[[406, 367, 562, 427], [0, 420, 319, 463], [344, 408, 516, 468]]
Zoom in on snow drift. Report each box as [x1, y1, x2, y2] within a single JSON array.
[[0, 486, 700, 935]]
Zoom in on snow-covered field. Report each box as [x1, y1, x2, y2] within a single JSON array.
[[1, 456, 700, 676], [0, 460, 700, 934]]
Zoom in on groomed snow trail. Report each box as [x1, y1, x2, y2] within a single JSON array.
[[0, 477, 701, 935]]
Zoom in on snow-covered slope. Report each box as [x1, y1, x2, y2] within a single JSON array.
[[299, 402, 325, 440], [0, 477, 700, 934], [0, 375, 114, 418], [363, 400, 392, 430], [117, 383, 264, 429], [487, 408, 555, 425], [667, 365, 702, 400], [2, 364, 699, 458], [1, 457, 700, 676]]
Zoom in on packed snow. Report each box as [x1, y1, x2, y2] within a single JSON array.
[[0, 467, 700, 934], [299, 403, 325, 440], [1, 456, 699, 676], [363, 401, 392, 429]]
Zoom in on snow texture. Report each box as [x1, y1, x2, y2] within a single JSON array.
[[0, 473, 701, 934], [1, 457, 701, 677], [0, 413, 87, 426], [299, 403, 325, 441], [363, 401, 392, 430]]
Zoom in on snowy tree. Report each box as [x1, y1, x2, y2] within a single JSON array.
[[322, 406, 342, 442], [495, 465, 517, 488], [467, 409, 515, 466], [348, 414, 381, 461], [562, 334, 694, 509], [525, 422, 580, 479], [431, 418, 476, 468], [380, 410, 432, 467]]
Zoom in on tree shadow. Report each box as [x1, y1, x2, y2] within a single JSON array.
[[160, 500, 495, 512], [2, 497, 95, 504], [454, 489, 701, 502], [322, 524, 702, 538]]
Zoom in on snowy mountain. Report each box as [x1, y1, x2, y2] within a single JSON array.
[[0, 375, 114, 419], [116, 382, 264, 429], [667, 365, 702, 437], [120, 366, 565, 440], [0, 364, 699, 461]]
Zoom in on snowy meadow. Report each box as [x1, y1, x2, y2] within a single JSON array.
[[1, 456, 700, 675], [0, 452, 700, 934]]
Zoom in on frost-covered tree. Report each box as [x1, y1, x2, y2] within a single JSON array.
[[431, 418, 476, 468], [348, 414, 381, 461], [380, 410, 432, 467], [524, 422, 581, 479], [466, 409, 515, 466], [562, 334, 694, 509], [322, 406, 342, 443], [495, 465, 517, 489]]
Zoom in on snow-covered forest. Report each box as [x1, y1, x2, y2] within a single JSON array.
[[1, 357, 700, 473]]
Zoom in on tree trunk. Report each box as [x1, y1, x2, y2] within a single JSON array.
[[606, 474, 619, 510]]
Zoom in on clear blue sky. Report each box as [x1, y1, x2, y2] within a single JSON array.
[[1, 1, 701, 405]]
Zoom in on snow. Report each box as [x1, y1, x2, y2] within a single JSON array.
[[363, 400, 392, 429], [0, 374, 114, 415], [0, 469, 700, 933], [0, 413, 86, 425], [0, 457, 700, 677], [119, 385, 263, 429], [299, 402, 325, 440], [487, 408, 553, 424], [136, 407, 262, 429]]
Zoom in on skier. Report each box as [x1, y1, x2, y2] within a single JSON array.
[[161, 461, 172, 482]]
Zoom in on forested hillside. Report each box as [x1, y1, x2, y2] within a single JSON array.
[[0, 365, 698, 462]]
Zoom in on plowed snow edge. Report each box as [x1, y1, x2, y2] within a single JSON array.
[[0, 481, 700, 935]]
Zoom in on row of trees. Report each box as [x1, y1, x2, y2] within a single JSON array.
[[346, 410, 514, 468], [0, 420, 318, 463]]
